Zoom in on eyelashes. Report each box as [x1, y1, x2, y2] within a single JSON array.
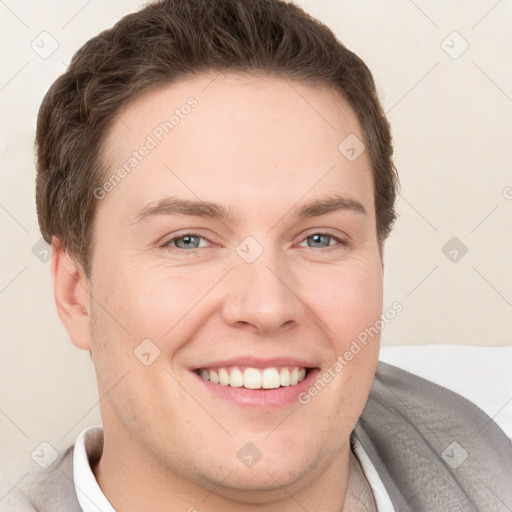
[[296, 232, 348, 250], [159, 232, 211, 253], [159, 230, 349, 255]]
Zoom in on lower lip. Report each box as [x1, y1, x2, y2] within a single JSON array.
[[191, 368, 320, 409]]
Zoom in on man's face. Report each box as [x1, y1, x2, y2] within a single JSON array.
[[85, 73, 383, 498]]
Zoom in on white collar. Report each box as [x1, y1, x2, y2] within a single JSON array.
[[73, 425, 115, 512], [73, 425, 394, 511], [351, 433, 396, 511]]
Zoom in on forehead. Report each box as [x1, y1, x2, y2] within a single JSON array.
[[98, 72, 374, 219]]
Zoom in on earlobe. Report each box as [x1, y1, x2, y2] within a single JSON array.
[[50, 236, 93, 351]]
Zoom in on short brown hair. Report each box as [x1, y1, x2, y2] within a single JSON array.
[[35, 0, 399, 277]]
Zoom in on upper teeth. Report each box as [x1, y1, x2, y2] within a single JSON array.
[[197, 366, 307, 389]]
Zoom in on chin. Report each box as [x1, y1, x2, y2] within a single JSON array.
[[203, 461, 313, 501], [194, 442, 323, 497]]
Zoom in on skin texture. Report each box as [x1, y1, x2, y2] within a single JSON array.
[[51, 73, 384, 511]]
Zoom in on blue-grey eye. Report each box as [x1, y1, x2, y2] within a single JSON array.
[[174, 234, 203, 249], [305, 233, 335, 248]]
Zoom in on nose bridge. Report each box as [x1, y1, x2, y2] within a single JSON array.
[[221, 238, 303, 333]]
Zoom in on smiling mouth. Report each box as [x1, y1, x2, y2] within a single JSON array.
[[193, 365, 311, 390]]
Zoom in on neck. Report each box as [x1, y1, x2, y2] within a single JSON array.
[[93, 424, 355, 512], [342, 449, 378, 512]]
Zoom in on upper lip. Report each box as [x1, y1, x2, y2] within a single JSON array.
[[191, 356, 319, 370]]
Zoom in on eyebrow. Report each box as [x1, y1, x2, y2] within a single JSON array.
[[132, 194, 367, 224]]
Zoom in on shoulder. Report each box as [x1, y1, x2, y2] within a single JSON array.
[[364, 360, 512, 455], [356, 361, 512, 511], [0, 445, 82, 512]]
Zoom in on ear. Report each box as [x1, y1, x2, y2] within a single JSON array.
[[50, 236, 93, 351]]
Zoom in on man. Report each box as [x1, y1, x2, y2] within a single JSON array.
[[4, 0, 511, 510]]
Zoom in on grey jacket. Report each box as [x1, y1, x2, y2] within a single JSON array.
[[2, 362, 512, 511]]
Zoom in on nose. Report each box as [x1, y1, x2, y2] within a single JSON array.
[[220, 245, 304, 335]]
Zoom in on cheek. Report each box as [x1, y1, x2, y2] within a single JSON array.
[[92, 252, 200, 333], [91, 242, 383, 360], [89, 264, 218, 383], [124, 269, 215, 335], [306, 259, 383, 345]]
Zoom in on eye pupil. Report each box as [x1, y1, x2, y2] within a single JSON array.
[[308, 234, 330, 248], [165, 232, 342, 253], [176, 235, 200, 249]]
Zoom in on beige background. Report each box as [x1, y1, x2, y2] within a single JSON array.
[[1, 0, 511, 486]]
